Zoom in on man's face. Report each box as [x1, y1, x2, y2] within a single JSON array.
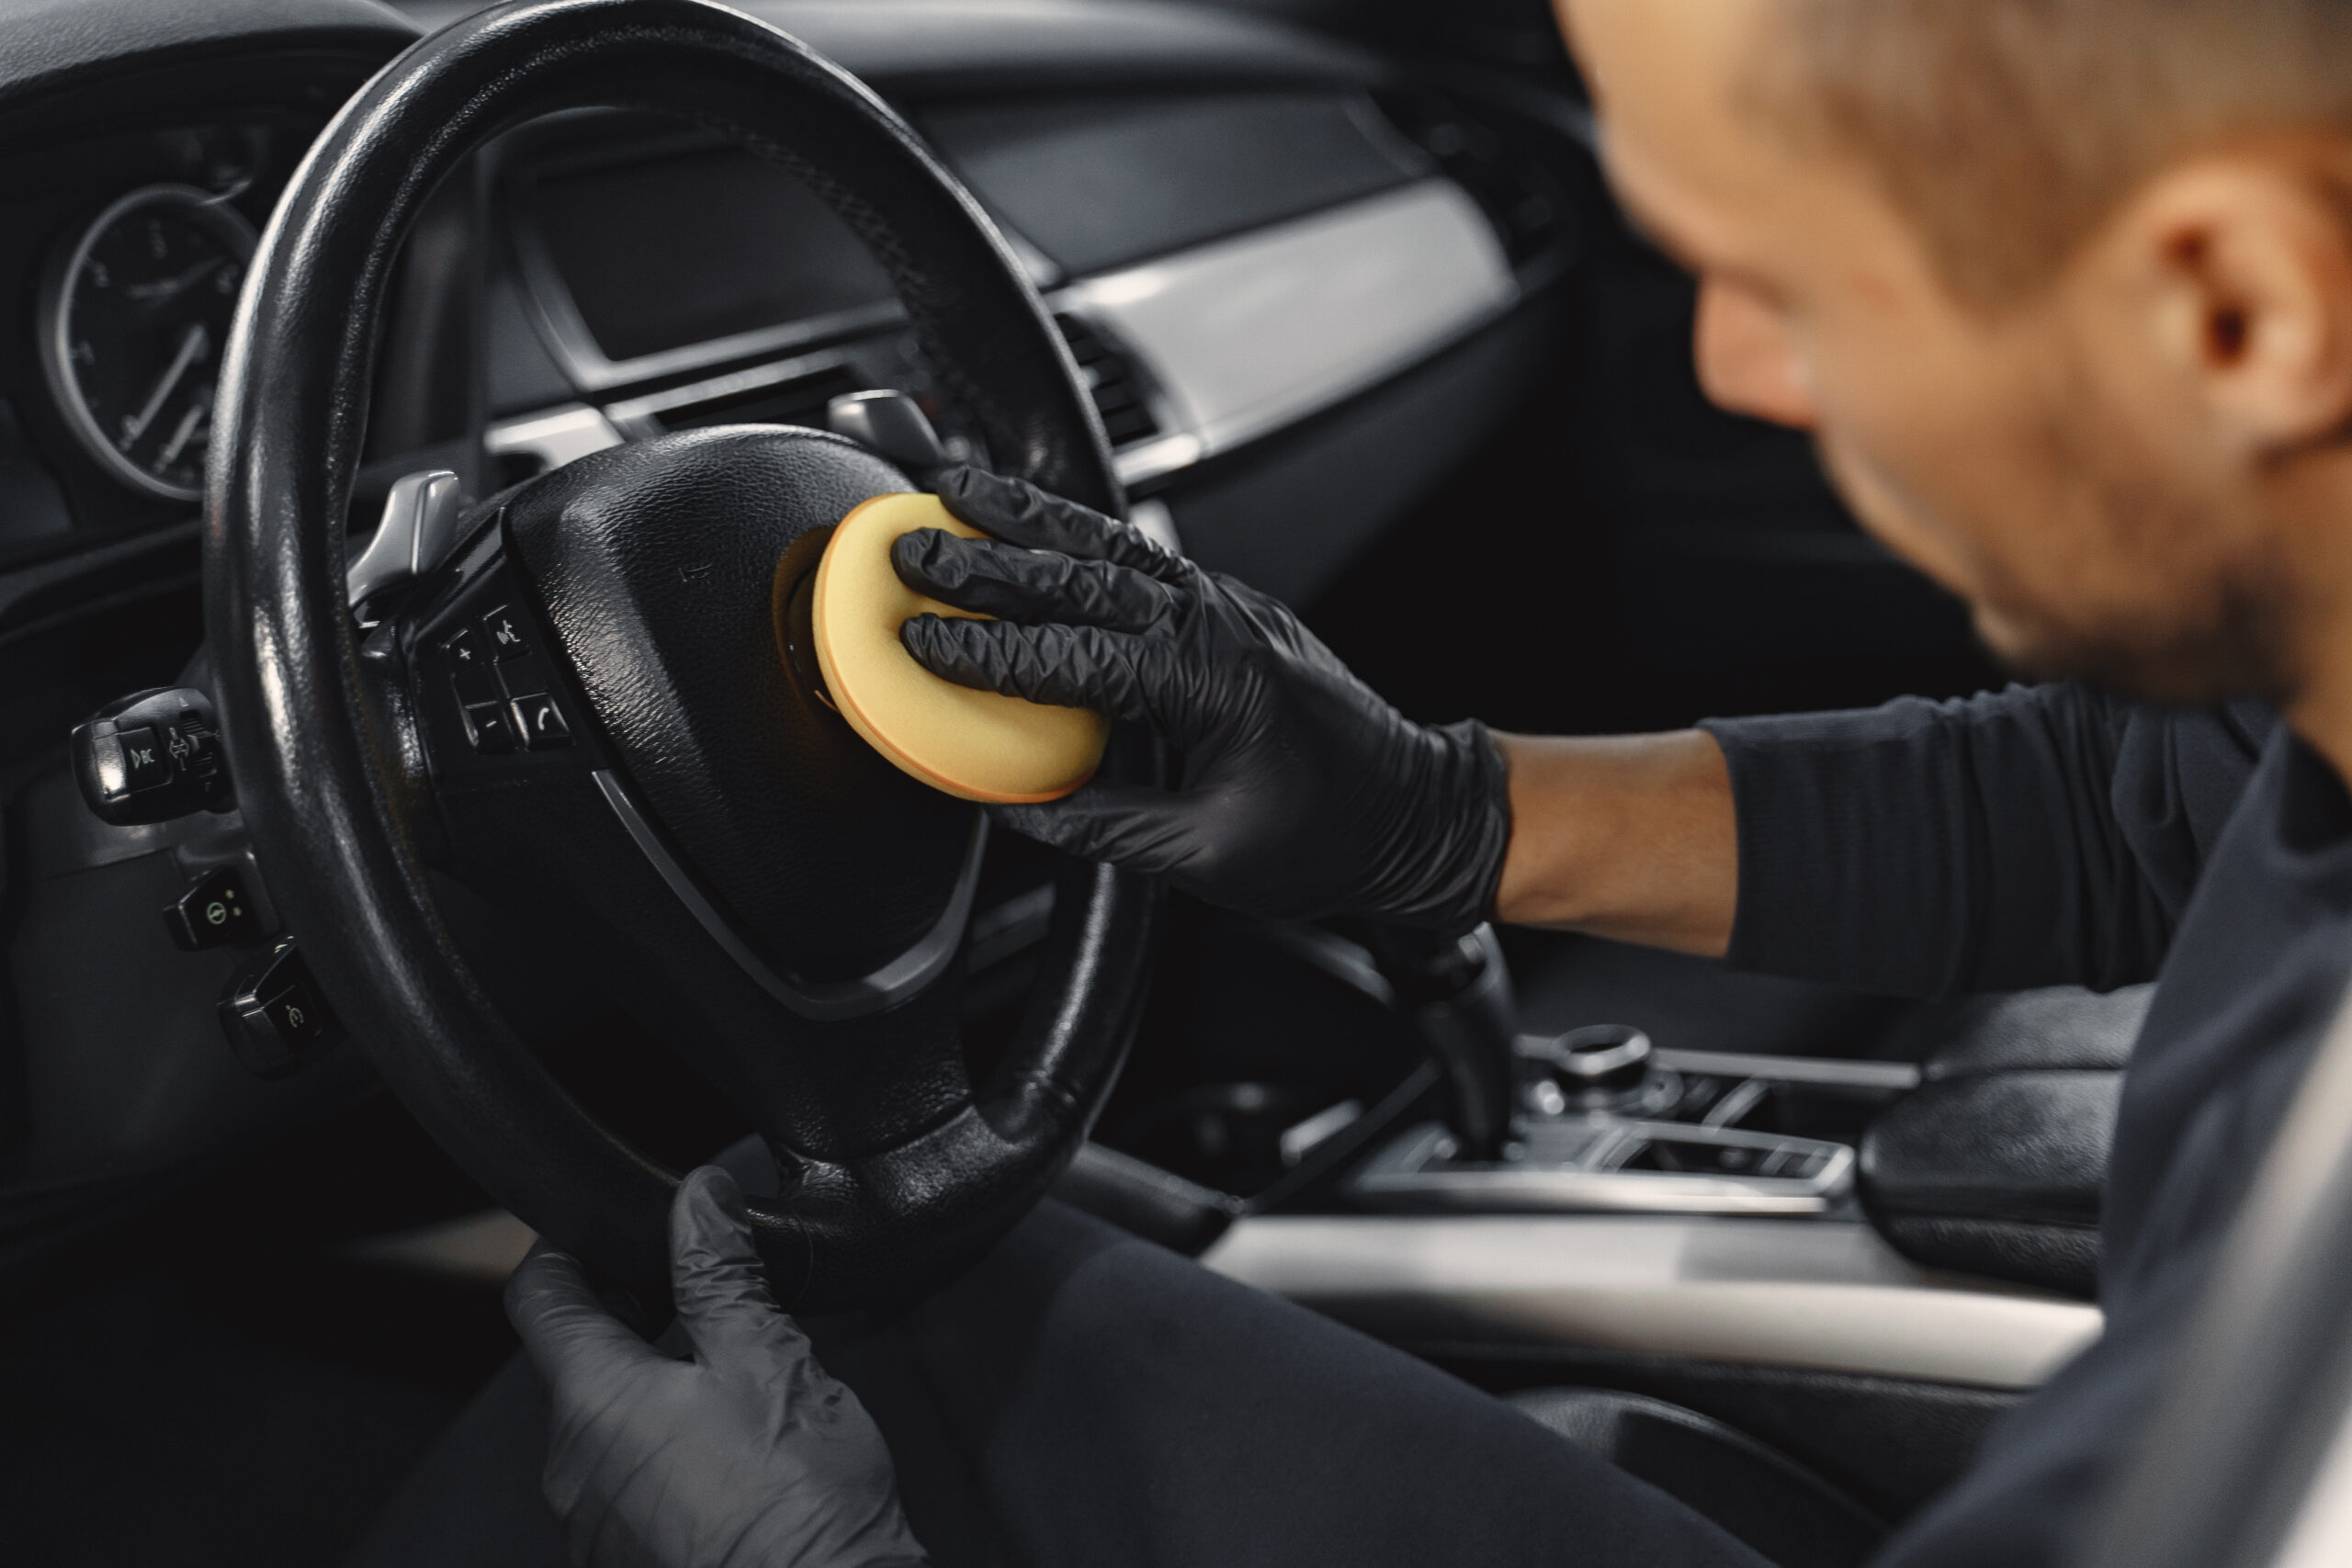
[[1560, 0, 2291, 703]]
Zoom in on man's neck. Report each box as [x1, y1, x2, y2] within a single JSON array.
[[2269, 476, 2352, 790], [2288, 675, 2352, 791]]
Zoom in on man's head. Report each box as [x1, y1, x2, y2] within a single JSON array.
[[1560, 0, 2352, 713]]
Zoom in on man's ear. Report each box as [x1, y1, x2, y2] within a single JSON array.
[[1693, 276, 1819, 429], [2118, 153, 2352, 453]]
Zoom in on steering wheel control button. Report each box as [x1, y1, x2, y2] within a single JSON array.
[[444, 626, 502, 699], [480, 604, 531, 660], [71, 685, 234, 823], [116, 727, 170, 791], [219, 941, 342, 1076], [263, 986, 331, 1049], [462, 700, 518, 753], [812, 492, 1108, 803], [508, 694, 571, 750], [165, 867, 258, 951]]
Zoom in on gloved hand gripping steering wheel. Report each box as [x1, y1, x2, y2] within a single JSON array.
[[206, 0, 1159, 1309]]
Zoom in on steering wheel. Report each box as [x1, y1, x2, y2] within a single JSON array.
[[203, 0, 1159, 1310]]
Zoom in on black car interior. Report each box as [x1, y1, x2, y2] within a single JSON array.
[[0, 3, 2137, 1564]]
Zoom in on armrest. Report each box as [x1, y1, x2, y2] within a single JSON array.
[[1859, 985, 2144, 1300]]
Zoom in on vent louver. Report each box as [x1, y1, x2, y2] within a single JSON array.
[[1055, 312, 1160, 448]]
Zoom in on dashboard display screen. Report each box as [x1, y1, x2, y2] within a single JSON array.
[[523, 145, 897, 365]]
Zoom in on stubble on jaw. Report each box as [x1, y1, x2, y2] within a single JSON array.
[[1967, 367, 2297, 708], [1816, 350, 2299, 710]]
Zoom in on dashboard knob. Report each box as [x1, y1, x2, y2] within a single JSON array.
[[1543, 1023, 1655, 1104]]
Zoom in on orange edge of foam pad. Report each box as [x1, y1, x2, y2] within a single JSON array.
[[811, 492, 1108, 805]]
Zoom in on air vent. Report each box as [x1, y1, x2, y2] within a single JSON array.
[[1056, 313, 1160, 448]]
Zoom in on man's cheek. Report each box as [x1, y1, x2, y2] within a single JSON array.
[[1811, 429, 1980, 597]]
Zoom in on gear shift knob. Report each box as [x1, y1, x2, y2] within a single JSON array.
[[1363, 923, 1519, 1162]]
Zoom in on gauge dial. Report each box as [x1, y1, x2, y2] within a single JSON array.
[[40, 185, 257, 503]]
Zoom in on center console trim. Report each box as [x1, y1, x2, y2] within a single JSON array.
[[1204, 1214, 2102, 1389], [1352, 1119, 1857, 1216]]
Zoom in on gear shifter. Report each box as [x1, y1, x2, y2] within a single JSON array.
[[1362, 922, 1519, 1161]]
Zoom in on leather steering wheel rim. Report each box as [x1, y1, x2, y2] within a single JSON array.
[[204, 0, 1159, 1309]]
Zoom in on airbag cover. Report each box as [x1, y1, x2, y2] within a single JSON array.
[[506, 424, 977, 981]]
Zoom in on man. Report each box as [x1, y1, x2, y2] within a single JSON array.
[[444, 1, 2352, 1564]]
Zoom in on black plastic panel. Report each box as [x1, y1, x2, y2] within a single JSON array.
[[924, 92, 1428, 277], [519, 143, 897, 363]]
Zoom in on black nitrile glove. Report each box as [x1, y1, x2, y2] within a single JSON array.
[[892, 466, 1510, 932], [505, 1167, 928, 1568]]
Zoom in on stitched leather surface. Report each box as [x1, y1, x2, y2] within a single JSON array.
[[207, 0, 1153, 1308]]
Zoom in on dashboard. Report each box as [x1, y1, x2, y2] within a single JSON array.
[[0, 0, 1591, 1250]]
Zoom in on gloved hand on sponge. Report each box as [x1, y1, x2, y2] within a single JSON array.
[[893, 465, 1512, 933]]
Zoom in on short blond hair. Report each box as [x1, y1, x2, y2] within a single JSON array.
[[1754, 0, 2352, 305]]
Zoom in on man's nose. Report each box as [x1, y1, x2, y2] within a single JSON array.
[[1693, 277, 1819, 429]]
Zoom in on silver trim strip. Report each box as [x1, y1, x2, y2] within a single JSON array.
[[1204, 1214, 2104, 1389], [1645, 1048, 1923, 1093], [1127, 496, 1182, 555], [1058, 180, 1515, 479], [593, 768, 987, 1021], [603, 346, 859, 437], [485, 404, 626, 473]]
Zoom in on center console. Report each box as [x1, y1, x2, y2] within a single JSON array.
[[1348, 1027, 1915, 1216]]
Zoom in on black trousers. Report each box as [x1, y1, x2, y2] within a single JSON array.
[[346, 1201, 1766, 1568]]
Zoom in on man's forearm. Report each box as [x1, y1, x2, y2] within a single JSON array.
[[1490, 730, 1737, 957]]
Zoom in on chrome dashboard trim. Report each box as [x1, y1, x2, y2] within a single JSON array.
[[1204, 1214, 2103, 1390], [492, 176, 1521, 490], [601, 345, 861, 438], [1057, 179, 1516, 482], [485, 403, 626, 472]]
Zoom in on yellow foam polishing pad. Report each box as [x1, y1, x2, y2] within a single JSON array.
[[811, 492, 1108, 804]]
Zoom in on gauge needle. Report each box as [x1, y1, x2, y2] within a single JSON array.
[[126, 255, 224, 307], [121, 322, 209, 448], [155, 400, 208, 471]]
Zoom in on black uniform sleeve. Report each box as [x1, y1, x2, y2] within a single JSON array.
[[1698, 684, 2270, 998]]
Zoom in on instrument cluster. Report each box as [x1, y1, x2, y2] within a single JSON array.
[[4, 118, 311, 545]]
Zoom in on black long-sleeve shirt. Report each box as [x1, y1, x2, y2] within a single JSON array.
[[1702, 683, 2352, 1568]]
